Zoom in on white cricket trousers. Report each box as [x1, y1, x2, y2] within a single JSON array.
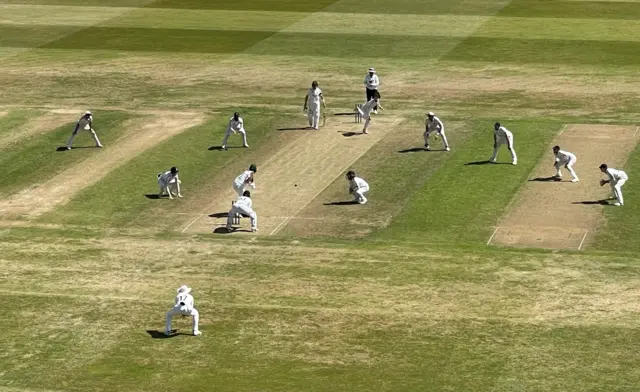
[[424, 130, 450, 149], [227, 204, 257, 229], [308, 106, 320, 129], [165, 306, 199, 334], [491, 136, 517, 163], [232, 180, 246, 197], [353, 186, 369, 204], [67, 125, 102, 148], [158, 180, 179, 196], [610, 177, 627, 205], [555, 158, 578, 180], [222, 127, 248, 147]]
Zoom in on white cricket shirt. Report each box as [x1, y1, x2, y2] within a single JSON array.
[[364, 74, 379, 90], [555, 150, 576, 163], [351, 176, 369, 191], [307, 87, 322, 107], [228, 117, 244, 132], [606, 168, 628, 181], [234, 196, 253, 209], [426, 116, 444, 132]]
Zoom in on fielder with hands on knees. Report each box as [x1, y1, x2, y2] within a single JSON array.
[[164, 285, 201, 336], [226, 190, 258, 232], [424, 112, 450, 151], [157, 166, 182, 199], [346, 170, 369, 204], [66, 111, 103, 150], [221, 112, 249, 150], [599, 163, 628, 206], [303, 81, 326, 130]]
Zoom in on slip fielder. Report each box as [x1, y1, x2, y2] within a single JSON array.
[[599, 163, 628, 206], [552, 146, 579, 182]]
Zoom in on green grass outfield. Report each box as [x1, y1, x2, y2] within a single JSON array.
[[1, 0, 640, 391]]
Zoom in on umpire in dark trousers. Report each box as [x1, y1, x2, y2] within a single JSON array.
[[364, 67, 380, 113]]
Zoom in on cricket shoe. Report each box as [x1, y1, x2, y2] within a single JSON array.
[[193, 330, 202, 336], [96, 144, 103, 148], [424, 145, 430, 151], [552, 174, 562, 178], [221, 145, 227, 150], [243, 144, 249, 148], [571, 178, 580, 183], [66, 146, 72, 150], [489, 158, 497, 163], [512, 161, 517, 165], [613, 202, 623, 206], [164, 330, 173, 336], [251, 227, 258, 232], [445, 147, 451, 151], [363, 130, 369, 134], [358, 199, 368, 205]]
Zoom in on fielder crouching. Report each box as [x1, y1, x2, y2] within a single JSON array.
[[164, 285, 201, 336], [157, 166, 182, 199], [346, 170, 369, 204], [226, 190, 258, 232]]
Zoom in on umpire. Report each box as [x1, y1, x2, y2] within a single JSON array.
[[364, 67, 380, 113]]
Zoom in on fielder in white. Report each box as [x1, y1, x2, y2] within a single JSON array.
[[221, 112, 248, 150], [600, 163, 628, 206], [227, 190, 258, 232], [424, 112, 450, 151], [552, 146, 579, 182], [490, 122, 517, 165], [164, 285, 201, 336], [66, 111, 103, 150], [358, 97, 384, 134], [157, 166, 182, 199], [346, 170, 369, 204], [233, 164, 257, 197], [303, 81, 325, 130]]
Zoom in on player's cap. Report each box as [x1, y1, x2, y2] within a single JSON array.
[[233, 112, 240, 117], [428, 112, 435, 116], [84, 111, 92, 115], [177, 285, 192, 294], [599, 163, 608, 170], [170, 166, 178, 174], [243, 190, 251, 197], [368, 68, 376, 73], [249, 164, 257, 172]]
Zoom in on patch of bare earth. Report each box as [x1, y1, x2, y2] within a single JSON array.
[[490, 124, 639, 250], [0, 113, 203, 219], [181, 115, 402, 235], [0, 111, 77, 149]]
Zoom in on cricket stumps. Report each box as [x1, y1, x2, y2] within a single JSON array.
[[355, 104, 363, 123], [231, 201, 241, 225]]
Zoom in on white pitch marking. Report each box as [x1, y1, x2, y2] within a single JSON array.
[[269, 217, 291, 236], [634, 126, 639, 137], [181, 216, 201, 233], [559, 124, 568, 135], [577, 230, 588, 250], [487, 227, 499, 245]]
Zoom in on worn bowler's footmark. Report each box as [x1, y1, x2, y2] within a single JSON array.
[[489, 124, 638, 250], [0, 113, 203, 219]]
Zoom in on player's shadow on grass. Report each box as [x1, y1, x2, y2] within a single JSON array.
[[277, 127, 310, 131], [324, 200, 358, 206], [56, 146, 95, 151], [398, 147, 426, 153], [146, 329, 183, 339], [529, 176, 563, 182], [208, 146, 244, 151], [208, 212, 229, 218], [572, 200, 611, 205], [144, 194, 161, 199], [464, 160, 510, 165], [342, 132, 362, 137]]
